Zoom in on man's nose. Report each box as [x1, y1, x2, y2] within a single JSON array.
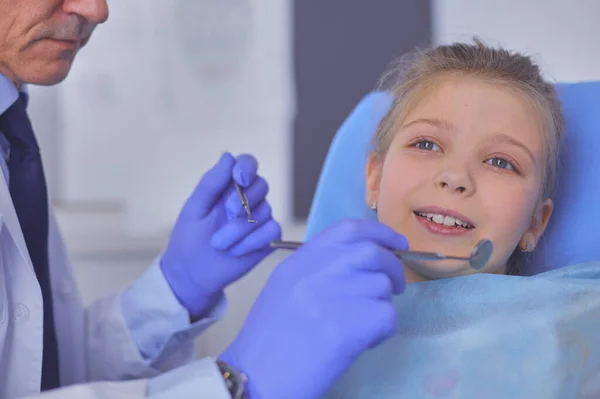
[[62, 0, 109, 25]]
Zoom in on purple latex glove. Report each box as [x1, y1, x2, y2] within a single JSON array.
[[160, 152, 281, 317], [219, 219, 408, 399]]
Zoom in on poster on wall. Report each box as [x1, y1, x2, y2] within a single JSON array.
[[150, 0, 258, 126], [58, 0, 294, 234]]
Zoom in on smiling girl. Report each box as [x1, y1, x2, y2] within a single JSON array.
[[366, 39, 564, 281]]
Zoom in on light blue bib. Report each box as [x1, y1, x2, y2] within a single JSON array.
[[326, 263, 600, 398]]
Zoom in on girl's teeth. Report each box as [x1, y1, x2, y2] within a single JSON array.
[[417, 212, 472, 228], [443, 216, 456, 226]]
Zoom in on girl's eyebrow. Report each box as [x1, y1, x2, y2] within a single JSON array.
[[401, 118, 454, 131], [401, 118, 536, 164], [488, 133, 536, 164]]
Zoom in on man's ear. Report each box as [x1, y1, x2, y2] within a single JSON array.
[[519, 198, 553, 251], [365, 152, 383, 208]]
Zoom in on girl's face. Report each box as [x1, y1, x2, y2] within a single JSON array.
[[366, 74, 553, 282]]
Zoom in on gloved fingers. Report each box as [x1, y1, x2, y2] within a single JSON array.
[[360, 300, 398, 350], [211, 201, 273, 251], [232, 154, 259, 188], [326, 271, 393, 301], [338, 242, 406, 295], [225, 176, 269, 219], [327, 296, 397, 352], [181, 152, 235, 218], [318, 219, 408, 253], [229, 219, 282, 257]]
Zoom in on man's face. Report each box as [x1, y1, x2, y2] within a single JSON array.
[[0, 0, 109, 86]]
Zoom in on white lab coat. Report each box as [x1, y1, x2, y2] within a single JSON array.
[[0, 157, 229, 397]]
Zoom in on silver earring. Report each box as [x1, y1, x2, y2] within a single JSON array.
[[370, 201, 377, 211], [523, 241, 533, 252]]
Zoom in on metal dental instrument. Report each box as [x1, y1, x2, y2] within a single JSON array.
[[234, 181, 257, 223], [269, 239, 493, 271]]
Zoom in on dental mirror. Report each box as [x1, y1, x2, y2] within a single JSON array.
[[269, 239, 493, 272], [392, 239, 493, 271]]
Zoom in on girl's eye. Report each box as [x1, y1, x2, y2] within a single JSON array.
[[486, 157, 515, 171], [414, 140, 441, 152]]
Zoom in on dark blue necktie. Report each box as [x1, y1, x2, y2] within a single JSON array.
[[0, 95, 60, 390]]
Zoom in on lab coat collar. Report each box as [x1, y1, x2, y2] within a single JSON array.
[[0, 167, 34, 272], [0, 74, 19, 116], [0, 73, 29, 113], [0, 73, 35, 273]]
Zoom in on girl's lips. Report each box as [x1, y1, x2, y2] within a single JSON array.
[[413, 206, 476, 228], [414, 212, 473, 236]]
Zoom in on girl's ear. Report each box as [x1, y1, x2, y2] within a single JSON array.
[[366, 152, 383, 209], [519, 198, 553, 251]]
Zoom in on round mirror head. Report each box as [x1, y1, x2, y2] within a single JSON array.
[[470, 239, 493, 270]]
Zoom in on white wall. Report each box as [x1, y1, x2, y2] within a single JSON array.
[[56, 0, 295, 235], [433, 0, 600, 82]]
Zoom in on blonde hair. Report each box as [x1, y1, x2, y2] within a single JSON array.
[[371, 38, 564, 199]]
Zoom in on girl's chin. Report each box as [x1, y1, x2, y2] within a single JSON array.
[[402, 260, 474, 282]]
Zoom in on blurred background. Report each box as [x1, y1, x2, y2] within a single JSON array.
[[28, 0, 600, 358]]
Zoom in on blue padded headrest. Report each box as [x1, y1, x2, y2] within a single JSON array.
[[305, 82, 600, 275]]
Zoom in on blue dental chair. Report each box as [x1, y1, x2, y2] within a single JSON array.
[[306, 82, 600, 275], [304, 83, 600, 398]]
